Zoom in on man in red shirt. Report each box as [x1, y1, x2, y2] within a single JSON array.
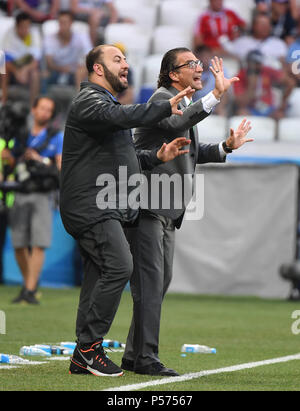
[[233, 49, 295, 118], [193, 0, 246, 53]]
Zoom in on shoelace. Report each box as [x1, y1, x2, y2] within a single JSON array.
[[95, 354, 108, 367], [93, 344, 113, 367]]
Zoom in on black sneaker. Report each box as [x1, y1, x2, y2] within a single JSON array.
[[69, 341, 124, 377], [135, 362, 179, 376], [12, 287, 26, 303], [12, 287, 39, 304]]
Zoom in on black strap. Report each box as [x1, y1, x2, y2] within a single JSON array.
[[33, 127, 60, 155]]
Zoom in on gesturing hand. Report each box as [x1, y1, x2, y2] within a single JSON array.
[[157, 137, 191, 162], [226, 119, 253, 150], [169, 86, 195, 115], [210, 56, 239, 99]]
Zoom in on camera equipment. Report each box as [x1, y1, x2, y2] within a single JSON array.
[[279, 262, 300, 301], [0, 101, 29, 148], [0, 102, 60, 194]]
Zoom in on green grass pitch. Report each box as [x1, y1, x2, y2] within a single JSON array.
[[0, 285, 299, 391]]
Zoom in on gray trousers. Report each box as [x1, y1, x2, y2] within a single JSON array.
[[124, 212, 175, 369], [76, 219, 133, 344]]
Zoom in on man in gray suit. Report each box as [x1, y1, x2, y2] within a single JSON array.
[[121, 47, 252, 376]]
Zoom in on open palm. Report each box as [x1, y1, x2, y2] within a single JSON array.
[[226, 119, 253, 150], [210, 56, 239, 96]]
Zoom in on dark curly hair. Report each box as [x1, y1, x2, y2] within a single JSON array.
[[157, 47, 191, 89]]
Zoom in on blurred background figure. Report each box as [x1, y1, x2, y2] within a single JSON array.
[[13, 0, 60, 23], [220, 12, 288, 66], [270, 0, 297, 43], [1, 12, 42, 105], [193, 0, 246, 55], [255, 0, 299, 19], [70, 0, 134, 45], [193, 45, 230, 116], [6, 96, 63, 304], [286, 16, 300, 86], [0, 101, 29, 286], [233, 49, 295, 118], [42, 9, 91, 92], [0, 136, 15, 285]]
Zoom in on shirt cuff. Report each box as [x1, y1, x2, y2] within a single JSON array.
[[201, 91, 220, 113], [219, 141, 227, 158]]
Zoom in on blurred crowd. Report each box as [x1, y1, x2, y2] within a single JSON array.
[[193, 0, 300, 119], [0, 0, 300, 298], [0, 0, 299, 124]]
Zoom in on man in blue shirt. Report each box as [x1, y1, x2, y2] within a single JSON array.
[[8, 96, 63, 304], [286, 17, 300, 85]]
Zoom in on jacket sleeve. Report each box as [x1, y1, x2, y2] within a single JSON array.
[[136, 148, 163, 171], [197, 142, 226, 164], [72, 89, 172, 132], [150, 90, 210, 132]]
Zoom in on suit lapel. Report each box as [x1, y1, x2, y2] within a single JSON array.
[[168, 86, 187, 110], [167, 86, 199, 159]]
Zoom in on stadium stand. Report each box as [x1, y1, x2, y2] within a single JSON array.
[[278, 118, 300, 142], [229, 115, 277, 142], [0, 0, 299, 139], [196, 115, 228, 142]]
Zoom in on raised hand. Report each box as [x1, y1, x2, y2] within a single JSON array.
[[210, 56, 239, 99], [157, 137, 191, 162], [226, 119, 253, 150], [169, 86, 195, 115]]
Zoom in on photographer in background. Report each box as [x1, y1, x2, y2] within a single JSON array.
[[0, 101, 30, 285], [0, 139, 15, 285], [6, 96, 63, 304]]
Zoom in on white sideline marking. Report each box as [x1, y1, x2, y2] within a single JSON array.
[[103, 353, 300, 391]]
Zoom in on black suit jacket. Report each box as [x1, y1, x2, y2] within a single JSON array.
[[60, 81, 173, 238]]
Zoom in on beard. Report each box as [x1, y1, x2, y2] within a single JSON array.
[[102, 63, 128, 93]]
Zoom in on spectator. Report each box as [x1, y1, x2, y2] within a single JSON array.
[[14, 0, 60, 23], [1, 12, 42, 105], [271, 0, 297, 43], [43, 10, 92, 91], [286, 17, 300, 85], [193, 45, 230, 116], [193, 0, 246, 54], [220, 13, 288, 66], [255, 0, 299, 20], [70, 0, 134, 45], [233, 49, 295, 118], [7, 96, 63, 304]]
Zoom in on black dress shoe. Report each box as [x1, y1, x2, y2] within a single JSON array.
[[121, 358, 134, 372], [135, 362, 179, 376]]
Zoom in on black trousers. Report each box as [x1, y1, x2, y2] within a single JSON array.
[[123, 212, 175, 369], [75, 219, 133, 344]]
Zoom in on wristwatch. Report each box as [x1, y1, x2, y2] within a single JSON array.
[[222, 141, 233, 154]]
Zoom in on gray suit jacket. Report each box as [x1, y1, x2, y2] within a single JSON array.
[[134, 86, 226, 227]]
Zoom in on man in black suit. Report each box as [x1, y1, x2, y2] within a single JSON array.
[[121, 47, 252, 376]]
